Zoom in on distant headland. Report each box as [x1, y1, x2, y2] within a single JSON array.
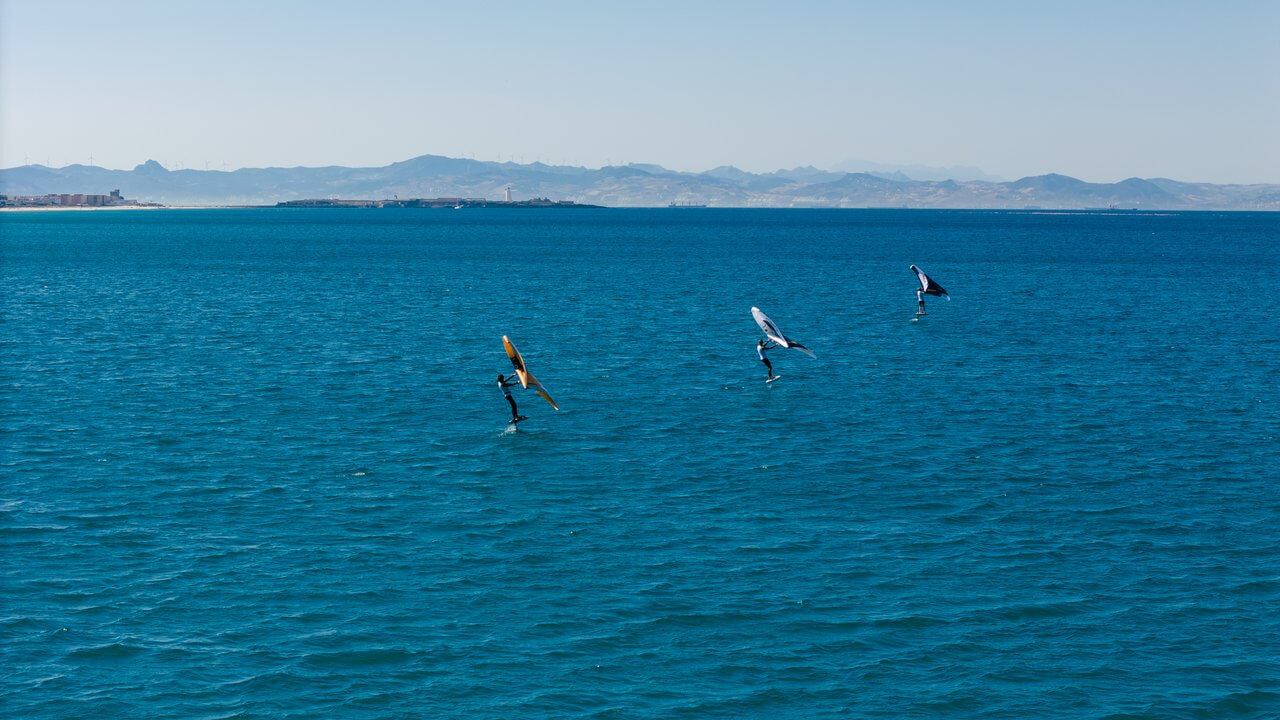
[[276, 196, 600, 209]]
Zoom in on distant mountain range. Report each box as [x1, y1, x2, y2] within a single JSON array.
[[830, 159, 1005, 182], [3, 156, 1277, 210]]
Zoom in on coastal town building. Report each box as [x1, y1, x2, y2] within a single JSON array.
[[1, 189, 139, 207]]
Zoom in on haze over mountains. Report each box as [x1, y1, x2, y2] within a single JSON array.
[[3, 155, 1277, 210]]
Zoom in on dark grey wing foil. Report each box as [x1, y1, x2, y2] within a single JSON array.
[[911, 264, 949, 298]]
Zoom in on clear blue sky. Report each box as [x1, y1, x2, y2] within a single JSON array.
[[3, 0, 1277, 182]]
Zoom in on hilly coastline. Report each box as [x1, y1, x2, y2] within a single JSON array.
[[3, 155, 1277, 210]]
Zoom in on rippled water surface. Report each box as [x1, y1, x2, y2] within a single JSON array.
[[3, 208, 1279, 718]]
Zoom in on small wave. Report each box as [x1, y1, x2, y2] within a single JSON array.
[[676, 688, 792, 715], [302, 648, 416, 668], [0, 524, 69, 536], [65, 642, 146, 660], [870, 613, 951, 630], [1224, 577, 1280, 595], [1204, 689, 1280, 716], [0, 615, 44, 631]]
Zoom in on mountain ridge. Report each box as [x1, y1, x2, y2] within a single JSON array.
[[2, 155, 1276, 210]]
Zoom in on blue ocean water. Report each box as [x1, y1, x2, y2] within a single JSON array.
[[2, 208, 1278, 719]]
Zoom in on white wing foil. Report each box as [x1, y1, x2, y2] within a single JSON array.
[[751, 307, 790, 348]]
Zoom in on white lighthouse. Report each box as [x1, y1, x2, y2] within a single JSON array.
[[504, 186, 512, 202]]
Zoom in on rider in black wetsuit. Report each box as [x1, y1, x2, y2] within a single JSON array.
[[757, 338, 779, 380], [498, 373, 520, 421]]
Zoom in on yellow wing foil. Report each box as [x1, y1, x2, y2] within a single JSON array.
[[532, 384, 559, 411], [502, 335, 530, 388], [503, 336, 557, 408]]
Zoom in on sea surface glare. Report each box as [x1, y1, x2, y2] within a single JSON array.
[[3, 208, 1279, 719]]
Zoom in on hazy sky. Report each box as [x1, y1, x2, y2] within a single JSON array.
[[3, 1, 1277, 183]]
